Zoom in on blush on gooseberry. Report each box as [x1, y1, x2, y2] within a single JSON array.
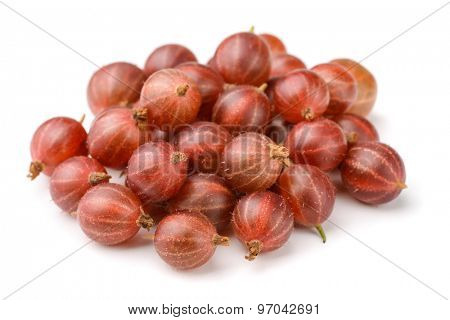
[[232, 191, 293, 260], [311, 63, 357, 115], [87, 62, 147, 115], [154, 211, 229, 270], [285, 118, 347, 171], [211, 84, 271, 134], [340, 141, 406, 204], [139, 69, 202, 128], [77, 183, 153, 245], [126, 141, 188, 204], [28, 116, 87, 179], [173, 121, 231, 173], [277, 164, 336, 242], [144, 44, 197, 76], [221, 132, 289, 193], [332, 113, 379, 146], [50, 156, 110, 213], [269, 53, 306, 79], [272, 69, 330, 123]]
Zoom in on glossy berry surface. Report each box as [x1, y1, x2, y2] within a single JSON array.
[[50, 156, 110, 213], [144, 44, 197, 76], [212, 85, 271, 134], [330, 59, 377, 116], [168, 174, 236, 233], [273, 69, 330, 123], [269, 53, 306, 79], [29, 117, 87, 179], [285, 118, 347, 171], [87, 107, 149, 169], [77, 183, 153, 245], [311, 63, 357, 115], [175, 62, 224, 121], [214, 32, 270, 86], [340, 142, 406, 204], [154, 211, 229, 270], [277, 164, 335, 242], [259, 33, 287, 55], [232, 191, 293, 260], [87, 62, 147, 115], [126, 141, 188, 203], [174, 121, 231, 173], [332, 113, 379, 146], [140, 69, 201, 128], [221, 132, 289, 193]]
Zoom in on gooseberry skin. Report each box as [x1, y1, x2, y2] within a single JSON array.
[[330, 59, 377, 117], [29, 117, 87, 179], [221, 132, 289, 193], [87, 107, 149, 169], [168, 174, 236, 233], [214, 32, 271, 86], [87, 62, 147, 115], [272, 69, 330, 123], [173, 121, 231, 173], [311, 63, 357, 115], [259, 33, 287, 55], [264, 115, 292, 144], [340, 142, 406, 205], [277, 164, 336, 242], [126, 141, 188, 204], [232, 191, 294, 260], [269, 54, 306, 79], [211, 85, 271, 134], [285, 118, 347, 171], [50, 156, 110, 213], [139, 69, 202, 128], [175, 62, 224, 121], [154, 211, 229, 270], [144, 44, 197, 76], [332, 113, 379, 146], [77, 183, 152, 246]]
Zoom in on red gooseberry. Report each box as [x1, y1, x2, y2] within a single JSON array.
[[221, 132, 289, 193], [272, 69, 330, 123], [340, 141, 406, 205], [259, 33, 287, 55], [144, 44, 197, 76], [126, 141, 188, 204], [50, 156, 110, 213], [264, 115, 292, 144], [211, 84, 271, 134], [139, 69, 202, 129], [285, 118, 347, 171], [269, 53, 306, 79], [77, 183, 153, 245], [87, 62, 147, 115], [277, 164, 336, 242], [332, 113, 379, 146], [232, 191, 294, 260], [330, 59, 377, 116], [311, 63, 357, 115], [154, 211, 229, 270], [87, 107, 150, 169], [168, 173, 236, 233], [175, 62, 224, 121], [173, 121, 231, 173], [28, 116, 87, 179], [214, 32, 270, 86]]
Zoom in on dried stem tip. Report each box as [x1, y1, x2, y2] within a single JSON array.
[[27, 161, 44, 180], [88, 172, 111, 186], [212, 234, 230, 246], [133, 107, 148, 130], [346, 132, 358, 144], [136, 208, 154, 231], [396, 181, 407, 189], [245, 240, 262, 261], [171, 151, 188, 164], [176, 84, 189, 96], [302, 107, 314, 121], [268, 143, 290, 167], [258, 83, 268, 92]]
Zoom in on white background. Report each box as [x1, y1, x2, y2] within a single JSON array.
[[0, 0, 449, 319]]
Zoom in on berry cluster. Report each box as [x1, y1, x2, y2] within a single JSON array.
[[28, 28, 406, 270]]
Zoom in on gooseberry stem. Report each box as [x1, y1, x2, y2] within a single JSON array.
[[136, 208, 154, 231], [176, 84, 189, 96], [88, 172, 111, 186], [245, 239, 262, 261], [212, 234, 230, 246], [315, 225, 326, 243], [27, 161, 44, 180]]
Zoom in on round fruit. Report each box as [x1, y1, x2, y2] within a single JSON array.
[[259, 33, 287, 55], [269, 54, 306, 79], [332, 113, 379, 146], [144, 44, 196, 76]]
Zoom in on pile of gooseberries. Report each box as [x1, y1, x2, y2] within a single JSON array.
[[28, 27, 406, 270]]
